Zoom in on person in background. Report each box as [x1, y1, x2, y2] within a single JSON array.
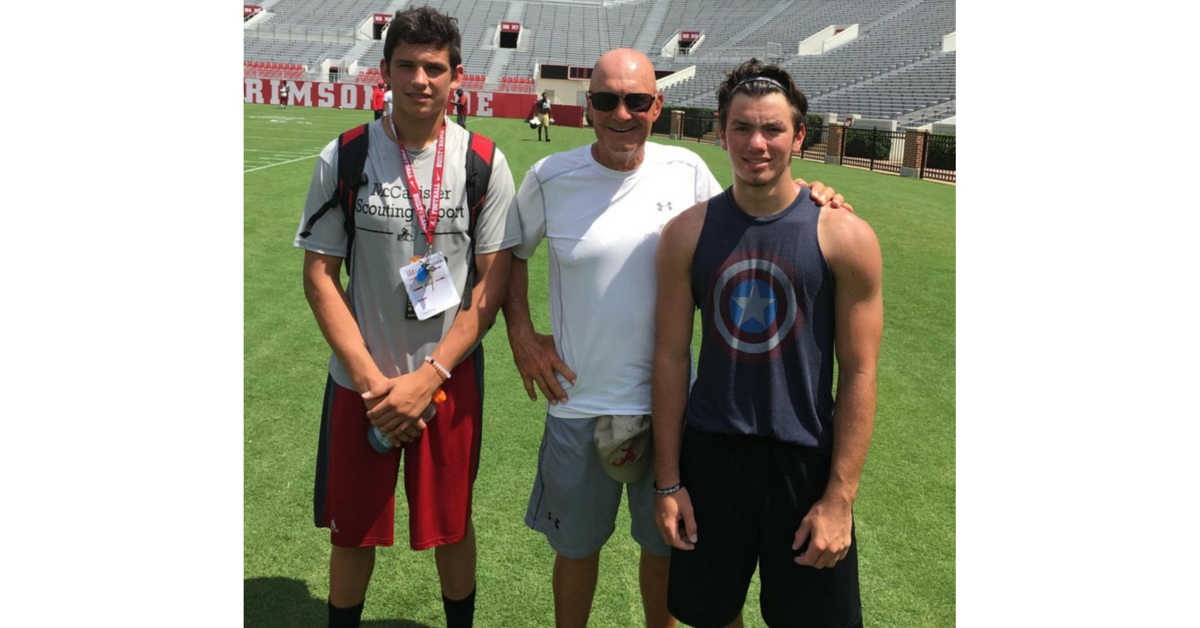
[[455, 88, 468, 127], [372, 81, 386, 121], [534, 91, 552, 141]]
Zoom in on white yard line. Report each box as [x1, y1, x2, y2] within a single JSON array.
[[245, 118, 489, 173], [244, 148, 316, 154], [244, 154, 320, 173], [244, 135, 330, 143]]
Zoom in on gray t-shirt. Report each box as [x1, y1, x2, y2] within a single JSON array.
[[294, 118, 520, 389]]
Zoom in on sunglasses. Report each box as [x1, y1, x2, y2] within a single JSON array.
[[587, 91, 656, 113]]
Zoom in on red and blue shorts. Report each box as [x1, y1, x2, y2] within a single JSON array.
[[312, 350, 483, 550]]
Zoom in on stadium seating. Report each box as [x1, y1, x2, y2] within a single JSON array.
[[496, 76, 536, 94], [257, 0, 386, 31], [243, 37, 353, 75], [657, 0, 955, 120], [243, 0, 955, 122], [460, 74, 488, 90], [355, 67, 382, 84], [244, 60, 307, 80]]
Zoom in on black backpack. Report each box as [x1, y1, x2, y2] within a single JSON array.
[[299, 123, 496, 310]]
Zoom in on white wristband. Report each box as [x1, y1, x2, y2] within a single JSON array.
[[425, 356, 451, 380]]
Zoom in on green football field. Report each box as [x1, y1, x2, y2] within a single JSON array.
[[244, 103, 955, 627]]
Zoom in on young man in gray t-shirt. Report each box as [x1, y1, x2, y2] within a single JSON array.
[[293, 7, 519, 628]]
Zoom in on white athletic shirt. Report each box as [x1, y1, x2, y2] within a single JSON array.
[[295, 117, 519, 390], [383, 90, 393, 117], [513, 141, 722, 418]]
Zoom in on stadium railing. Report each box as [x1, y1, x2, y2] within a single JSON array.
[[245, 24, 356, 45]]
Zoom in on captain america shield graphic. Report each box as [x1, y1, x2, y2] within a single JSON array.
[[710, 251, 803, 362]]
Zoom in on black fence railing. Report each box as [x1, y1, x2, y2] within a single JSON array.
[[921, 132, 956, 183], [648, 116, 955, 184], [680, 114, 717, 142], [841, 127, 906, 174], [796, 124, 827, 161], [651, 113, 718, 143]]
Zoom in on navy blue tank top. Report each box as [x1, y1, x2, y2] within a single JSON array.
[[685, 187, 836, 447]]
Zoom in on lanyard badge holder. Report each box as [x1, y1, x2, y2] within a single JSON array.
[[394, 122, 461, 321]]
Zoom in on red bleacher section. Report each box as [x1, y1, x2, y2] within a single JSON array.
[[350, 72, 533, 93], [496, 76, 535, 93], [246, 65, 536, 93], [356, 68, 383, 84], [244, 61, 305, 80]]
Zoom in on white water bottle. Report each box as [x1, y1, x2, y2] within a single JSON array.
[[367, 389, 446, 453]]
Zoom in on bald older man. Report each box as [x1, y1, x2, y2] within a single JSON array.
[[502, 49, 849, 628]]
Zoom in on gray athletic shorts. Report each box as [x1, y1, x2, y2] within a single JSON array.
[[525, 412, 670, 559]]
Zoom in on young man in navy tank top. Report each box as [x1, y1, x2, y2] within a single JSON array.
[[651, 60, 884, 628]]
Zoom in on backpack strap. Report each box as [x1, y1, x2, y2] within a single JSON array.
[[298, 124, 370, 276], [462, 131, 495, 311]]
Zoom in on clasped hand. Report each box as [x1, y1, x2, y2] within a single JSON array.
[[362, 372, 439, 445]]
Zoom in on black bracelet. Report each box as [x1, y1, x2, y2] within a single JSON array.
[[654, 482, 683, 495]]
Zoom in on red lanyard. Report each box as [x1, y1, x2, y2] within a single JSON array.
[[390, 118, 446, 249]]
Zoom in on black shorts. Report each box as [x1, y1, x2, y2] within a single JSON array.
[[667, 427, 863, 628]]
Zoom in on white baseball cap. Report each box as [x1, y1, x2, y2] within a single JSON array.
[[593, 415, 652, 484]]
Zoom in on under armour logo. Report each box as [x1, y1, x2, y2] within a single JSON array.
[[613, 443, 636, 467], [398, 226, 414, 242], [548, 511, 561, 529], [656, 201, 673, 212]]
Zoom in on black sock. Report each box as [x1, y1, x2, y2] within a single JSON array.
[[442, 585, 476, 628], [328, 600, 364, 628]]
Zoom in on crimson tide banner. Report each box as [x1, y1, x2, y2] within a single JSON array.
[[245, 79, 373, 109], [244, 79, 584, 127]]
